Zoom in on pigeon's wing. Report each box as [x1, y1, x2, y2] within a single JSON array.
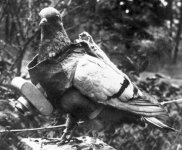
[[74, 34, 176, 131], [73, 54, 166, 117], [78, 32, 143, 97]]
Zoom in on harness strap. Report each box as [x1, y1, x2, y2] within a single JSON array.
[[89, 106, 104, 120]]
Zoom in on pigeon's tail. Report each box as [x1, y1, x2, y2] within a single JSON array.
[[143, 117, 177, 132]]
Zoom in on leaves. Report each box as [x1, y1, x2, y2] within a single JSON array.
[[0, 0, 181, 150]]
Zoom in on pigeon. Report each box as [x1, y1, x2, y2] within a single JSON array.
[[38, 7, 71, 62], [28, 7, 176, 145]]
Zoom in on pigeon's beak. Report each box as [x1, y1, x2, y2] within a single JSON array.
[[39, 18, 47, 26]]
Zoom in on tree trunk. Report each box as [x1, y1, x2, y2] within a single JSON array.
[[173, 0, 182, 63], [168, 0, 173, 37]]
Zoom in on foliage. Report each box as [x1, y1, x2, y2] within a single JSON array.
[[63, 0, 174, 73], [0, 0, 182, 150], [0, 0, 177, 77]]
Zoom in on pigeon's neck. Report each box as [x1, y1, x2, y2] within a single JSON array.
[[38, 24, 71, 62]]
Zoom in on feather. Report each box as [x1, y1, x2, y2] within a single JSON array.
[[143, 117, 176, 132]]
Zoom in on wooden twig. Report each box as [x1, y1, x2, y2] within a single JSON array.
[[67, 4, 83, 14], [0, 83, 19, 92], [0, 121, 84, 134], [11, 29, 39, 75], [161, 98, 182, 105], [0, 124, 66, 134], [11, 2, 25, 42], [16, 29, 39, 76], [60, 0, 72, 17]]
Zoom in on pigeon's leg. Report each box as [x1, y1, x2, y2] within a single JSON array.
[[58, 114, 78, 145], [87, 120, 104, 149], [91, 130, 98, 145], [88, 130, 104, 149]]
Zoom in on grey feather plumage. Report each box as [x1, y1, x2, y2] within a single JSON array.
[[74, 32, 175, 131], [29, 8, 176, 136]]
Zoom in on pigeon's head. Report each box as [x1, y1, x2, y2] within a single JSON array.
[[39, 7, 67, 41], [39, 7, 62, 26], [38, 7, 71, 60]]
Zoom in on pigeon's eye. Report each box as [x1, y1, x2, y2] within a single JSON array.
[[53, 15, 59, 19], [47, 15, 59, 22], [54, 15, 60, 20]]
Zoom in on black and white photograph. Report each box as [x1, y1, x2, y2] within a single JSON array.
[[0, 0, 182, 149]]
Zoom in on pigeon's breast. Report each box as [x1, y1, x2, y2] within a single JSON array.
[[27, 52, 84, 100]]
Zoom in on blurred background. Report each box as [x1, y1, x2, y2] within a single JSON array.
[[0, 0, 182, 149]]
